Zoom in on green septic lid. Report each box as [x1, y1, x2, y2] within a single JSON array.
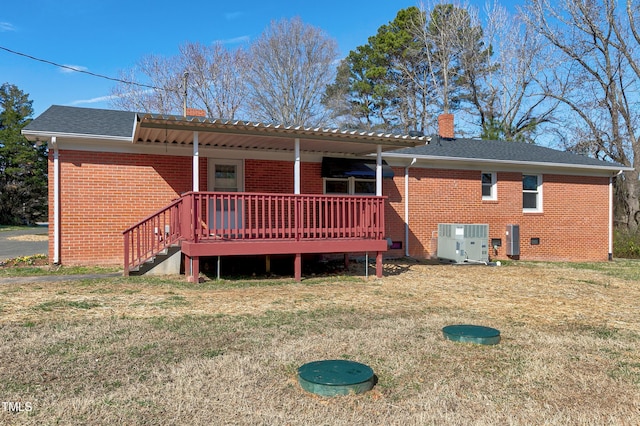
[[442, 324, 501, 345], [298, 360, 375, 397]]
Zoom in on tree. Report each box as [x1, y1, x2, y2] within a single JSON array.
[[180, 42, 249, 119], [462, 3, 557, 142], [387, 7, 435, 134], [111, 54, 183, 114], [323, 7, 434, 133], [0, 83, 47, 225], [111, 42, 249, 119], [522, 0, 640, 231], [322, 60, 359, 129], [246, 17, 339, 126], [323, 41, 394, 131], [111, 18, 336, 127], [325, 3, 511, 136], [415, 3, 478, 115], [362, 6, 433, 133]]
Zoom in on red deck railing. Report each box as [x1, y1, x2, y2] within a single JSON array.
[[184, 191, 385, 242], [124, 192, 386, 274], [123, 197, 183, 275]]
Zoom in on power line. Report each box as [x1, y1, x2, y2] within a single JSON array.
[[0, 45, 173, 92]]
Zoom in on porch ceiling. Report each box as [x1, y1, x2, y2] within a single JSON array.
[[134, 114, 424, 156]]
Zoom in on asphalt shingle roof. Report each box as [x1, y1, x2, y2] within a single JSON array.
[[23, 105, 136, 139], [23, 105, 627, 171], [387, 137, 625, 169]]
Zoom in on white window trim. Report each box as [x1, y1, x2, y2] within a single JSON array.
[[324, 177, 376, 195], [481, 172, 497, 201], [523, 174, 543, 213]]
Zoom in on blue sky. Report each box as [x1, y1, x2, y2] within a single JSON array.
[[1, 0, 499, 117]]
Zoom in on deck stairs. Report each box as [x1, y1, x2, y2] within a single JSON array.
[[128, 245, 182, 275]]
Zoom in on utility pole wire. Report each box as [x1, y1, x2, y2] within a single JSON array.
[[0, 45, 175, 93]]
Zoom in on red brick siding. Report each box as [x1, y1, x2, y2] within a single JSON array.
[[51, 154, 324, 265], [384, 168, 610, 262], [52, 150, 200, 265], [51, 151, 611, 265], [245, 159, 323, 194]]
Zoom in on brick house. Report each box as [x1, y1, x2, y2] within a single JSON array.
[[22, 106, 630, 281]]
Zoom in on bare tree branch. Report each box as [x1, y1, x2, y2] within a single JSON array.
[[179, 42, 249, 120], [522, 0, 640, 230], [246, 17, 339, 126]]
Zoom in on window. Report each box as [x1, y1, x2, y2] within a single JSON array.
[[213, 164, 238, 192], [523, 174, 542, 212], [354, 179, 375, 195], [324, 178, 376, 195], [481, 172, 497, 200], [208, 159, 243, 192], [325, 179, 349, 194]]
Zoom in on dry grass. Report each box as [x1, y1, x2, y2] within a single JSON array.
[[0, 260, 639, 425]]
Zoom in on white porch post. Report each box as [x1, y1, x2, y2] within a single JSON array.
[[192, 131, 199, 192], [294, 138, 301, 194], [376, 145, 382, 196], [293, 138, 302, 281], [52, 137, 60, 264]]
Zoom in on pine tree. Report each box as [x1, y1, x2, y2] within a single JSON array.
[[0, 83, 47, 225]]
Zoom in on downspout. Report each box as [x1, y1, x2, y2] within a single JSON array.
[[609, 170, 624, 261], [52, 136, 60, 264], [404, 158, 417, 257], [192, 131, 199, 192]]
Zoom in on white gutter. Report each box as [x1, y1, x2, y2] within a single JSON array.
[[294, 138, 301, 194], [22, 130, 133, 143], [192, 131, 199, 191], [51, 136, 60, 264], [404, 158, 417, 257], [382, 152, 634, 174]]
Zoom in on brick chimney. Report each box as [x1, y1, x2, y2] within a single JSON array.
[[186, 108, 207, 117], [438, 113, 454, 139]]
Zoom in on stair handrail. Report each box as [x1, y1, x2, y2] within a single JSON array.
[[123, 197, 184, 275]]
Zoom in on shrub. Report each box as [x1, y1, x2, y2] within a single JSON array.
[[614, 228, 640, 258]]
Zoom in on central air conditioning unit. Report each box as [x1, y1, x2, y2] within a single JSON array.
[[437, 223, 489, 264]]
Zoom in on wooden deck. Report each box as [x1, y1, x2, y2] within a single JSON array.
[[124, 191, 388, 281]]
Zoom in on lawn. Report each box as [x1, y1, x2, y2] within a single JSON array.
[[0, 259, 639, 425]]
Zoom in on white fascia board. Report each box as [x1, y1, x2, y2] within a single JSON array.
[[382, 152, 632, 176], [22, 130, 133, 143]]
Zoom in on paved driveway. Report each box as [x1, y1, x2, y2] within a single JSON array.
[[0, 226, 48, 261]]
